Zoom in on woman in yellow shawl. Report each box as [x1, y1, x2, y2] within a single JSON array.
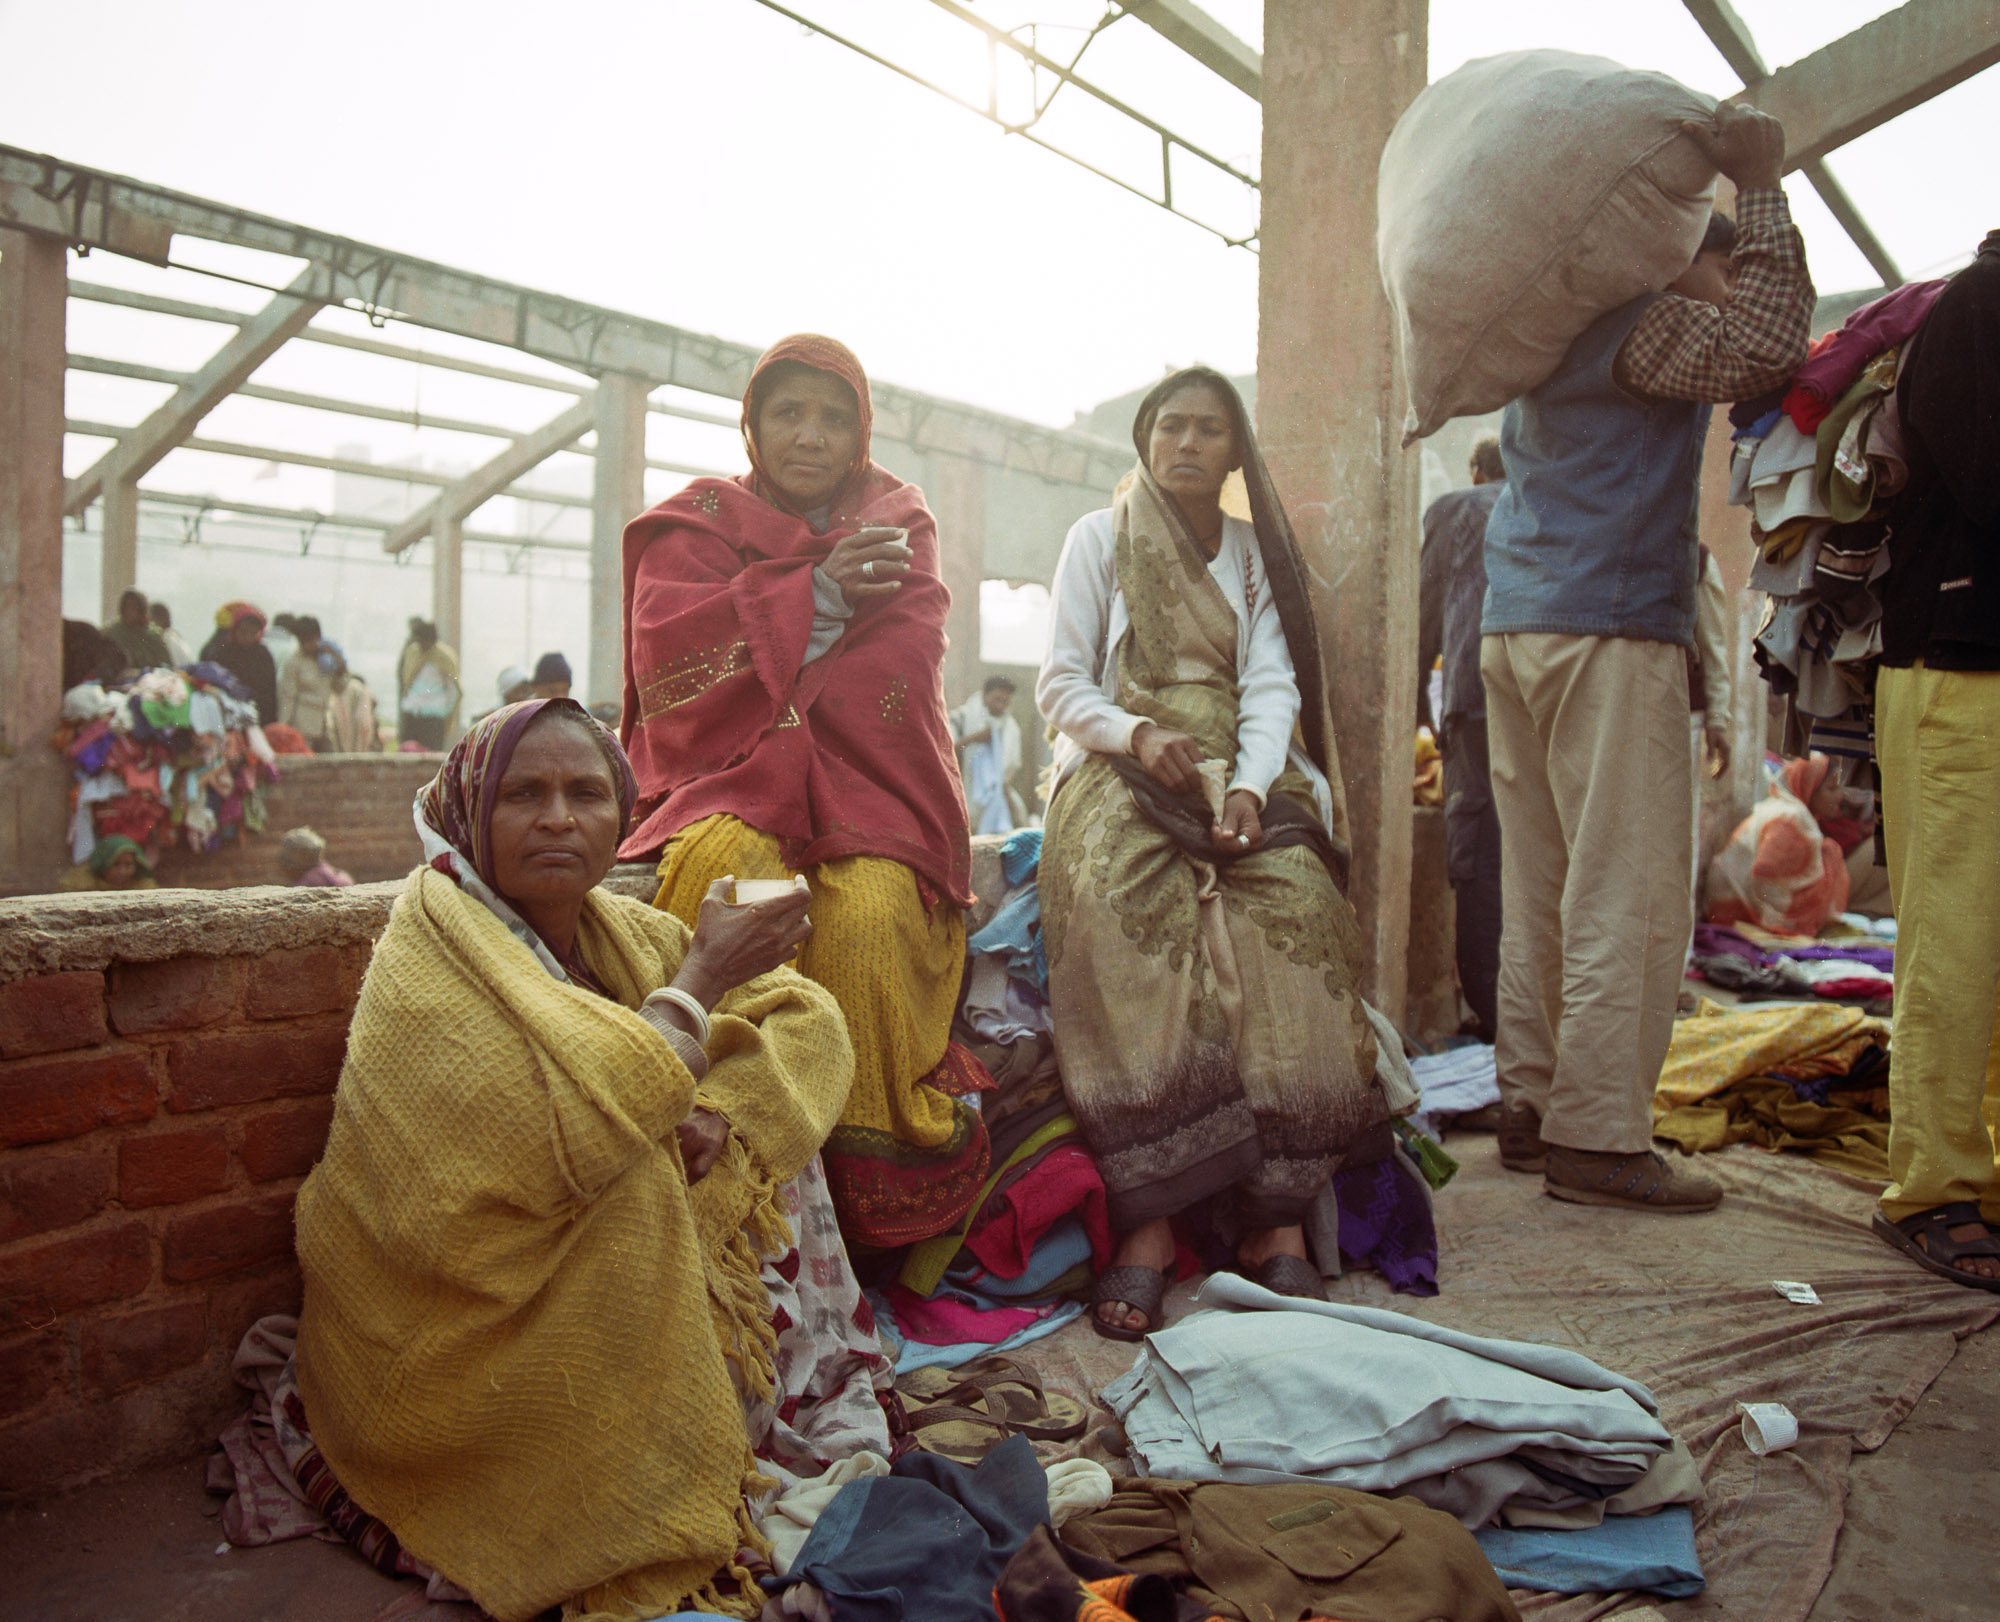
[[1039, 368, 1382, 1340], [294, 698, 887, 1621]]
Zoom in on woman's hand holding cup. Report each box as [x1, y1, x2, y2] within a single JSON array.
[[823, 526, 912, 608], [675, 875, 812, 1009]]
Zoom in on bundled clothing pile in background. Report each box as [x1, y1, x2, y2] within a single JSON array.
[[1728, 279, 1947, 769], [1704, 752, 1871, 938], [53, 666, 278, 865], [1653, 996, 1893, 1176]]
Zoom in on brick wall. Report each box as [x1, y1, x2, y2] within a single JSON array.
[[0, 883, 394, 1502], [0, 841, 1007, 1504], [149, 754, 437, 891]]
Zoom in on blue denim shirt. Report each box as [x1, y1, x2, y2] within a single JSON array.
[[1482, 296, 1712, 649]]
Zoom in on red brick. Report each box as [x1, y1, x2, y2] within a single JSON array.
[[118, 1127, 232, 1208], [210, 1263, 304, 1351], [0, 1328, 66, 1419], [0, 972, 108, 1059], [245, 946, 354, 1021], [239, 1098, 335, 1183], [160, 1194, 296, 1283], [166, 1018, 347, 1113], [0, 1149, 113, 1243], [80, 1299, 208, 1397], [0, 1221, 152, 1331], [0, 1049, 155, 1149], [107, 957, 245, 1036]]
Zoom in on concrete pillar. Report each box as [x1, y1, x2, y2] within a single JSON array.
[[0, 229, 71, 893], [100, 470, 139, 622], [432, 508, 463, 668], [931, 454, 988, 708], [590, 374, 650, 712], [1257, 0, 1428, 1017]]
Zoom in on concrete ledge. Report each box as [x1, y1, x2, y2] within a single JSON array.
[[0, 835, 1018, 984], [0, 884, 403, 984]]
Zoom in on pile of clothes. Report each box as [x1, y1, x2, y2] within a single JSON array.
[[862, 830, 1111, 1372], [54, 665, 279, 865], [1653, 996, 1893, 1177], [1728, 278, 1947, 773], [768, 1432, 1530, 1621], [1092, 1277, 1705, 1606]]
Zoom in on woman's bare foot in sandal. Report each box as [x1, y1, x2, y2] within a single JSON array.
[[1097, 1218, 1175, 1335]]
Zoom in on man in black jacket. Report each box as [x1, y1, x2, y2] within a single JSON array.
[[1871, 230, 2000, 1290]]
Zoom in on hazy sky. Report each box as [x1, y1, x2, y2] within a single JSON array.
[[4, 0, 1993, 427]]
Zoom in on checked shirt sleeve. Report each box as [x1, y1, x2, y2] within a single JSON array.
[[1615, 187, 1816, 403]]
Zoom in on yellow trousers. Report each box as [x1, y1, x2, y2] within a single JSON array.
[[652, 815, 966, 1153], [1876, 662, 2000, 1222]]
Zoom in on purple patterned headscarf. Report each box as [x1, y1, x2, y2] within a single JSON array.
[[411, 698, 637, 986]]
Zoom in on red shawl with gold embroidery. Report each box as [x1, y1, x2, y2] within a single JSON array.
[[617, 342, 970, 903]]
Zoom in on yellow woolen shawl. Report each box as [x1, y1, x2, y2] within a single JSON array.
[[295, 868, 852, 1622]]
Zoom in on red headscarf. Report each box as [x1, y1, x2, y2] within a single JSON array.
[[740, 333, 875, 512], [616, 340, 972, 904]]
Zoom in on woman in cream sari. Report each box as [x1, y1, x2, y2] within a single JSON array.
[[1039, 367, 1381, 1339]]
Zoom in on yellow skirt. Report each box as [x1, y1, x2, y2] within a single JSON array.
[[655, 815, 989, 1246]]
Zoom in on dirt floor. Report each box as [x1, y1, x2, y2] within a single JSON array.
[[3, 1147, 1995, 1622]]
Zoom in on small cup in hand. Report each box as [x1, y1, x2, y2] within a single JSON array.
[[732, 876, 808, 905]]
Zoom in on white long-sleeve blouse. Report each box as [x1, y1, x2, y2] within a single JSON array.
[[1037, 507, 1329, 819]]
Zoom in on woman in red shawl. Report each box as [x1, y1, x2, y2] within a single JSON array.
[[619, 335, 989, 1248]]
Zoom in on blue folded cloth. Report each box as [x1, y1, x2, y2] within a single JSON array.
[[888, 1302, 1083, 1376], [1474, 1506, 1704, 1598], [945, 1216, 1094, 1302], [1000, 827, 1042, 887], [775, 1434, 1049, 1613]]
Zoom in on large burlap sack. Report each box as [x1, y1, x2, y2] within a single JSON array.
[[1378, 50, 1719, 445]]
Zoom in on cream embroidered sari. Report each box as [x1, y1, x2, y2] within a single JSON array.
[[1041, 466, 1380, 1229]]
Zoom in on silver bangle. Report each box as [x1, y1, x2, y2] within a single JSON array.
[[651, 985, 712, 1048]]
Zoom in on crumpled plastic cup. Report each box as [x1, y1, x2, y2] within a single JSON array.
[[1738, 1401, 1799, 1456]]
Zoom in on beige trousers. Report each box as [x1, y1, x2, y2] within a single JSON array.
[[1481, 633, 1694, 1153], [1876, 662, 2000, 1222]]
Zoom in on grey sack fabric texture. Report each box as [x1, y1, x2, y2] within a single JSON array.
[[1378, 49, 1717, 443]]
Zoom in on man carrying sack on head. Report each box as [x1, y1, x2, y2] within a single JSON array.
[[1481, 102, 1814, 1213]]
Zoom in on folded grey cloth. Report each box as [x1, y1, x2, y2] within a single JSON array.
[[1102, 1274, 1674, 1527]]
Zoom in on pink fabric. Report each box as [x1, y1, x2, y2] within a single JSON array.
[[882, 1284, 1043, 1346], [962, 1142, 1113, 1279], [1783, 277, 1949, 431]]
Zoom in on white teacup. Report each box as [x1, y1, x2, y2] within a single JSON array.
[[733, 877, 806, 905]]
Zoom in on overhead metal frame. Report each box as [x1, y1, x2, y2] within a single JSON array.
[[826, 0, 1994, 285], [751, 0, 1261, 249], [2, 138, 1132, 675]]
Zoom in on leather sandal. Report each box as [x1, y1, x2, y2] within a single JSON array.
[[1251, 1253, 1327, 1302], [1543, 1146, 1722, 1213], [1873, 1202, 2000, 1293], [1089, 1265, 1170, 1342], [1497, 1104, 1548, 1174]]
